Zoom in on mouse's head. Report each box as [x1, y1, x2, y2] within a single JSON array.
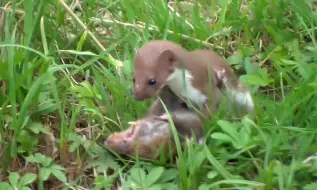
[[132, 42, 180, 101], [104, 117, 172, 159], [104, 122, 138, 156]]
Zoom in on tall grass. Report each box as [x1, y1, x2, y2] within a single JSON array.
[[1, 0, 317, 189]]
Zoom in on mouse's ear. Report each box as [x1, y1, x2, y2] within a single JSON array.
[[153, 115, 168, 121], [128, 121, 140, 127], [158, 49, 178, 71]]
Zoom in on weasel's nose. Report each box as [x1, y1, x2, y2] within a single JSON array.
[[133, 89, 148, 101], [134, 95, 146, 101]]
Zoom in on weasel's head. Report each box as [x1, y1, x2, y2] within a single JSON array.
[[132, 45, 179, 101]]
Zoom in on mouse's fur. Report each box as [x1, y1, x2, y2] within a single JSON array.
[[105, 86, 204, 160], [104, 109, 204, 160]]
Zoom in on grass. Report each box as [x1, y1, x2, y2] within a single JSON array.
[[0, 0, 317, 189]]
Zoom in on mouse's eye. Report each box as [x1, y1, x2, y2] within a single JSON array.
[[132, 78, 135, 83], [148, 78, 156, 85], [181, 102, 188, 108]]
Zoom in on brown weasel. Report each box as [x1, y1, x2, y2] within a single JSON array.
[[104, 86, 204, 159], [132, 40, 254, 116], [104, 110, 203, 160]]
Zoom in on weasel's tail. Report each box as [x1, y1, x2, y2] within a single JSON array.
[[216, 69, 255, 114]]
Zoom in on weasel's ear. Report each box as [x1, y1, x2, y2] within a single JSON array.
[[158, 49, 178, 71]]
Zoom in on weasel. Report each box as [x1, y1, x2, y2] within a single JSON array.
[[104, 110, 203, 160], [104, 86, 204, 159], [132, 40, 254, 116]]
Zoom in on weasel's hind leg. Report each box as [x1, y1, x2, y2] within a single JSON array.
[[216, 69, 255, 115]]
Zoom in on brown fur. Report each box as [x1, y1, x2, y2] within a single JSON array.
[[132, 40, 253, 116]]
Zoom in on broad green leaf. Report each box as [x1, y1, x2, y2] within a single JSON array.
[[39, 168, 51, 181], [217, 120, 240, 141], [207, 171, 219, 179], [160, 182, 177, 189], [226, 52, 244, 66], [32, 101, 58, 115], [19, 173, 37, 186], [191, 149, 207, 169], [238, 128, 250, 147], [9, 172, 20, 186], [50, 164, 65, 171], [157, 168, 178, 183], [25, 155, 35, 163], [304, 182, 317, 190], [240, 74, 270, 86], [51, 169, 67, 182], [67, 134, 85, 152], [0, 182, 11, 189], [130, 167, 146, 186], [147, 184, 162, 190], [17, 130, 38, 153], [21, 187, 32, 190], [241, 116, 255, 132], [67, 133, 82, 142], [34, 153, 52, 166], [81, 81, 94, 95], [145, 167, 165, 187], [238, 117, 254, 146], [243, 57, 260, 74], [69, 141, 82, 152], [280, 59, 297, 66], [28, 122, 50, 135], [198, 184, 211, 190], [210, 133, 234, 143], [70, 85, 94, 98]]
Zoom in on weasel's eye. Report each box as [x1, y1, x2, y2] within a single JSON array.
[[148, 78, 156, 85], [132, 78, 135, 83]]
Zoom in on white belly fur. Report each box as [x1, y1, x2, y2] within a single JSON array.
[[166, 68, 208, 108]]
